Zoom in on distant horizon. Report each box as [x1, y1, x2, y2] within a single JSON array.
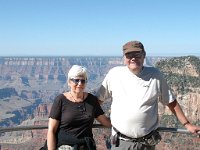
[[0, 53, 200, 58]]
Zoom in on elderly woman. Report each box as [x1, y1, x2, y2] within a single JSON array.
[[42, 65, 111, 150]]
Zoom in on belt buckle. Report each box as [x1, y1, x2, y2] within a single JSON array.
[[119, 134, 138, 142]]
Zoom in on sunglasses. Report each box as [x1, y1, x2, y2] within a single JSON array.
[[70, 78, 87, 84], [125, 51, 144, 59]]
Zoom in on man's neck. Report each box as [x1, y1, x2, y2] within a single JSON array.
[[129, 66, 144, 75]]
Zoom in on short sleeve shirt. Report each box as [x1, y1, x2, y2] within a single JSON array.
[[49, 93, 104, 138], [96, 66, 175, 138]]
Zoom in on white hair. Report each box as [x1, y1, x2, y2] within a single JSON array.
[[67, 65, 88, 81]]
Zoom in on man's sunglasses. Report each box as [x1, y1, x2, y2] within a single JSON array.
[[125, 51, 144, 59], [70, 78, 87, 84]]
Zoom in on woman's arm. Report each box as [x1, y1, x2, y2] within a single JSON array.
[[47, 118, 60, 150], [96, 115, 112, 128]]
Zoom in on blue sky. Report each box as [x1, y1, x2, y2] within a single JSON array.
[[0, 0, 200, 56]]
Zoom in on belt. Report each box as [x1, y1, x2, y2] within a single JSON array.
[[113, 127, 155, 142], [112, 127, 161, 147]]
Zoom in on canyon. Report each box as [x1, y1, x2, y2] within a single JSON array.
[[0, 56, 199, 150]]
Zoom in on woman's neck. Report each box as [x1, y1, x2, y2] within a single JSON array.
[[69, 91, 84, 102]]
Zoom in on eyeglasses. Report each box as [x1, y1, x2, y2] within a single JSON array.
[[125, 51, 144, 59], [70, 78, 87, 85]]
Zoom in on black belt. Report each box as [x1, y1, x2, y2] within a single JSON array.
[[112, 127, 161, 147], [113, 127, 155, 142]]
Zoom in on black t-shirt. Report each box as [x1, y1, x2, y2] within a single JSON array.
[[49, 93, 104, 138]]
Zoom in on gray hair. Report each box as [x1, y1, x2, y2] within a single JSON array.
[[67, 65, 88, 81]]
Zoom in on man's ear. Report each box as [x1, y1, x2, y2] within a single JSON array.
[[143, 51, 146, 58]]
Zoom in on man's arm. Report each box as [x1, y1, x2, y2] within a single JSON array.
[[167, 99, 200, 135]]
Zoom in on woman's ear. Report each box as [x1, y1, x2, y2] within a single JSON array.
[[67, 79, 70, 86]]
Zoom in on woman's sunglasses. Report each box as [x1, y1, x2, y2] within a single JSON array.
[[70, 78, 87, 85]]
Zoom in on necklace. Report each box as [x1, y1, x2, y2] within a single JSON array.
[[70, 92, 84, 103]]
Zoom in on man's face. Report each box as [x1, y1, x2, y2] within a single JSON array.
[[123, 51, 145, 73]]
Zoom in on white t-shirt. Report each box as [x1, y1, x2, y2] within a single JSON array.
[[96, 66, 175, 138]]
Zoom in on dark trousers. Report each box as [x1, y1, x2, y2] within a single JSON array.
[[111, 139, 155, 150]]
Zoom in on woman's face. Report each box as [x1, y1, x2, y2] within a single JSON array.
[[68, 76, 87, 93]]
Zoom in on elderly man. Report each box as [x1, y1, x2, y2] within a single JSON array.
[[96, 40, 200, 150]]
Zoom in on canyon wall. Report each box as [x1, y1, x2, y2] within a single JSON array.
[[0, 56, 199, 150]]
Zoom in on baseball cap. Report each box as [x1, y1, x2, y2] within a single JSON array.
[[123, 41, 145, 54]]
